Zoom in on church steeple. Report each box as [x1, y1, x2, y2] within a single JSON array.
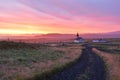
[[76, 33, 79, 38]]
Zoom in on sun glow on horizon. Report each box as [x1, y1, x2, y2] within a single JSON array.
[[0, 29, 50, 34], [0, 23, 51, 34]]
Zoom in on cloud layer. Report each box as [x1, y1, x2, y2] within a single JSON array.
[[0, 0, 120, 34]]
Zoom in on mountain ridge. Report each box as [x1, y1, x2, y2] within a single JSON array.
[[0, 31, 120, 39]]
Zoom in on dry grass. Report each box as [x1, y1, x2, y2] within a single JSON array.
[[0, 42, 82, 80], [93, 48, 120, 80]]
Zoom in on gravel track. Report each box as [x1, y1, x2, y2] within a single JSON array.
[[50, 45, 106, 80]]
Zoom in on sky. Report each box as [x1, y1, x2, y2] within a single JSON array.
[[0, 0, 120, 34]]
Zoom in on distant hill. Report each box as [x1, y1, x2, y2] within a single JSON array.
[[39, 34, 75, 38], [107, 31, 120, 34], [0, 31, 120, 41], [38, 31, 120, 39]]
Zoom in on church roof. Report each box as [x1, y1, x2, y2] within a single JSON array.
[[76, 37, 84, 40]]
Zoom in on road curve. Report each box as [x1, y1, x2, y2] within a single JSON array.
[[50, 45, 106, 80]]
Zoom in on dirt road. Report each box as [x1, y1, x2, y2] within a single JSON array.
[[50, 45, 106, 80]]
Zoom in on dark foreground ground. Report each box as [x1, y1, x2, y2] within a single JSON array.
[[50, 45, 106, 80]]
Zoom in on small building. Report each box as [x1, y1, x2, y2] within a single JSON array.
[[74, 33, 85, 43], [92, 39, 107, 43]]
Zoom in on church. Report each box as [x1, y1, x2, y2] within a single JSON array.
[[74, 33, 85, 43]]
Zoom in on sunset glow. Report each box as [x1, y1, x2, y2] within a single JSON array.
[[0, 0, 120, 34]]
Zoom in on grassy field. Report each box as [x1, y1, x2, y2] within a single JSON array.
[[0, 41, 82, 80], [92, 38, 120, 80]]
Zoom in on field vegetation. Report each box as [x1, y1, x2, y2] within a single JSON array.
[[92, 38, 120, 80], [0, 41, 82, 80]]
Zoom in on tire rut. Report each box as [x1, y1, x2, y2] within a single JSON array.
[[50, 45, 106, 80]]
